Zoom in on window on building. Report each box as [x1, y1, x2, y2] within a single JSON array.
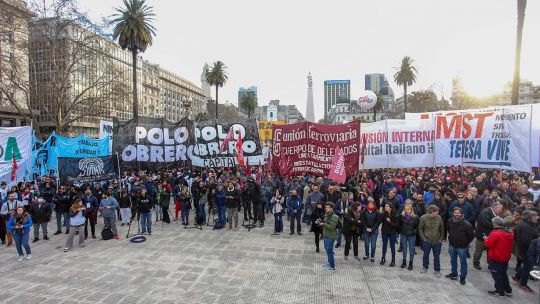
[[1, 119, 14, 127]]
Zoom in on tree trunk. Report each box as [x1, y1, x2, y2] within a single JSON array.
[[132, 49, 139, 120], [215, 86, 219, 120], [403, 84, 408, 115], [512, 0, 527, 105]]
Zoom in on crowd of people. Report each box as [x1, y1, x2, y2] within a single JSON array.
[[0, 166, 539, 299]]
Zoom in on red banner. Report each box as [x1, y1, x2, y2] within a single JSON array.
[[271, 121, 360, 177]]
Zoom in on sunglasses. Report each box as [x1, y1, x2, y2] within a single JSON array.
[[458, 197, 464, 199]]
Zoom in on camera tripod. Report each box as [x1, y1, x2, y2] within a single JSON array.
[[161, 206, 178, 230], [126, 211, 140, 238], [184, 200, 203, 230], [241, 201, 258, 232]]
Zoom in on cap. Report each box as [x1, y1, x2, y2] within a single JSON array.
[[491, 216, 506, 227]]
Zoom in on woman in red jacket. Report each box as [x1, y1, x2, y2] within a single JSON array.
[[484, 216, 515, 298]]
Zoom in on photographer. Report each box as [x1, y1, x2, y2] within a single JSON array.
[[311, 202, 325, 253], [1, 192, 24, 246], [64, 200, 86, 252], [242, 179, 263, 227], [7, 206, 32, 262]]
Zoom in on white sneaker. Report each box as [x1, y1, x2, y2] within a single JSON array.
[[64, 248, 69, 252], [17, 256, 23, 262], [26, 254, 32, 260], [434, 271, 441, 278], [420, 268, 428, 273]]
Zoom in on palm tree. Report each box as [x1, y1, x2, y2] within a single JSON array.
[[373, 92, 384, 122], [512, 0, 527, 105], [205, 61, 229, 120], [112, 0, 156, 119], [394, 56, 417, 114], [240, 91, 258, 118]]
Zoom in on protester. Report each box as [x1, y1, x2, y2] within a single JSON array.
[[446, 207, 474, 285], [512, 209, 539, 293], [82, 188, 99, 239], [380, 203, 399, 266], [399, 202, 419, 270], [53, 186, 71, 235], [0, 192, 24, 246], [214, 184, 227, 227], [225, 180, 240, 231], [473, 202, 503, 270], [484, 216, 514, 298], [118, 189, 132, 226], [6, 206, 32, 262], [288, 189, 302, 235], [64, 200, 86, 252], [311, 202, 325, 253], [321, 202, 339, 272], [419, 205, 444, 277], [361, 199, 382, 262], [178, 185, 191, 226], [342, 202, 362, 261], [136, 188, 153, 235], [28, 197, 53, 242], [271, 190, 284, 234], [99, 191, 119, 240]]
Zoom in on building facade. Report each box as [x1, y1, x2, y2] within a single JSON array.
[[499, 80, 540, 106], [324, 80, 350, 120], [141, 60, 162, 118], [158, 66, 205, 122], [328, 100, 385, 124], [254, 99, 305, 125], [201, 63, 212, 102], [365, 73, 385, 92], [306, 72, 314, 122], [0, 0, 34, 127]]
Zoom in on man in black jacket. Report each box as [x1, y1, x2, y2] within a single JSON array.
[[446, 207, 474, 285], [512, 209, 539, 293], [136, 189, 153, 235], [473, 201, 502, 270], [53, 186, 71, 235], [29, 197, 53, 242]]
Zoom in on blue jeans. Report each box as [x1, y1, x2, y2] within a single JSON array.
[[422, 241, 442, 271], [181, 206, 190, 224], [302, 207, 311, 225], [198, 204, 206, 224], [274, 213, 283, 232], [401, 234, 416, 261], [154, 205, 161, 220], [13, 233, 31, 256], [449, 245, 468, 279], [56, 211, 70, 232], [381, 232, 397, 260], [363, 230, 378, 258], [217, 205, 227, 224], [323, 237, 335, 269], [140, 211, 152, 233]]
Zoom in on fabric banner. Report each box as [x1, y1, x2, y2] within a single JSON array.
[[271, 121, 360, 177], [406, 103, 540, 168], [113, 116, 195, 171], [32, 133, 110, 177], [58, 155, 119, 186], [328, 145, 346, 183], [433, 105, 532, 172], [0, 127, 32, 186], [192, 119, 263, 168], [360, 120, 434, 169], [99, 120, 113, 154]]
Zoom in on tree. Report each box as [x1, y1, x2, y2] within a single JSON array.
[[205, 61, 228, 120], [511, 0, 527, 105], [1, 0, 131, 135], [373, 92, 384, 122], [112, 0, 156, 119], [239, 91, 258, 118], [394, 56, 417, 113], [194, 111, 208, 122], [408, 91, 438, 113]]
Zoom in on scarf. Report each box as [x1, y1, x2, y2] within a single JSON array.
[[405, 214, 411, 222], [367, 205, 376, 211], [451, 216, 463, 224]]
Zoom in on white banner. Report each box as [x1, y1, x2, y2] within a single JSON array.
[[433, 105, 531, 172], [406, 104, 540, 168], [360, 120, 434, 169], [0, 127, 32, 186]]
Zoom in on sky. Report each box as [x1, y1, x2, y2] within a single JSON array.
[[78, 0, 540, 121]]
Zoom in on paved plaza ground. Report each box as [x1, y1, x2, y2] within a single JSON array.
[[0, 212, 537, 304]]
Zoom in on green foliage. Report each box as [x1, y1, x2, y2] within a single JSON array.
[[394, 56, 418, 113], [239, 91, 258, 118], [205, 61, 229, 88], [112, 0, 156, 53]]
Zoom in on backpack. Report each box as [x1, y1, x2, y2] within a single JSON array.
[[101, 227, 114, 240]]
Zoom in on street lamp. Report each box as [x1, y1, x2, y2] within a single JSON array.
[[182, 96, 193, 119]]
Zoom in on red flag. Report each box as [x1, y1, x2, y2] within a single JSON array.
[[10, 154, 18, 181], [328, 145, 346, 184], [245, 156, 251, 175], [257, 159, 263, 182], [220, 127, 235, 153], [236, 136, 244, 166]]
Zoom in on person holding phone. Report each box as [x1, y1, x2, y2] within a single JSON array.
[[6, 206, 32, 262], [64, 200, 87, 252]]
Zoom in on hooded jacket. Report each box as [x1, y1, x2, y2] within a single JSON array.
[[447, 217, 474, 248]]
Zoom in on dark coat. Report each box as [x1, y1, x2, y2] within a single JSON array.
[[28, 202, 53, 223], [310, 207, 325, 233], [342, 209, 362, 236], [53, 192, 71, 212], [225, 188, 241, 209], [515, 219, 539, 259], [361, 209, 382, 231], [381, 212, 399, 235], [447, 218, 474, 248], [399, 214, 420, 236], [474, 207, 496, 239]]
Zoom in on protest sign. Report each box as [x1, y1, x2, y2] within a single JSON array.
[[58, 155, 119, 185], [0, 127, 31, 185]]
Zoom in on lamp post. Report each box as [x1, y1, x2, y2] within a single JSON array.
[[182, 96, 193, 119]]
